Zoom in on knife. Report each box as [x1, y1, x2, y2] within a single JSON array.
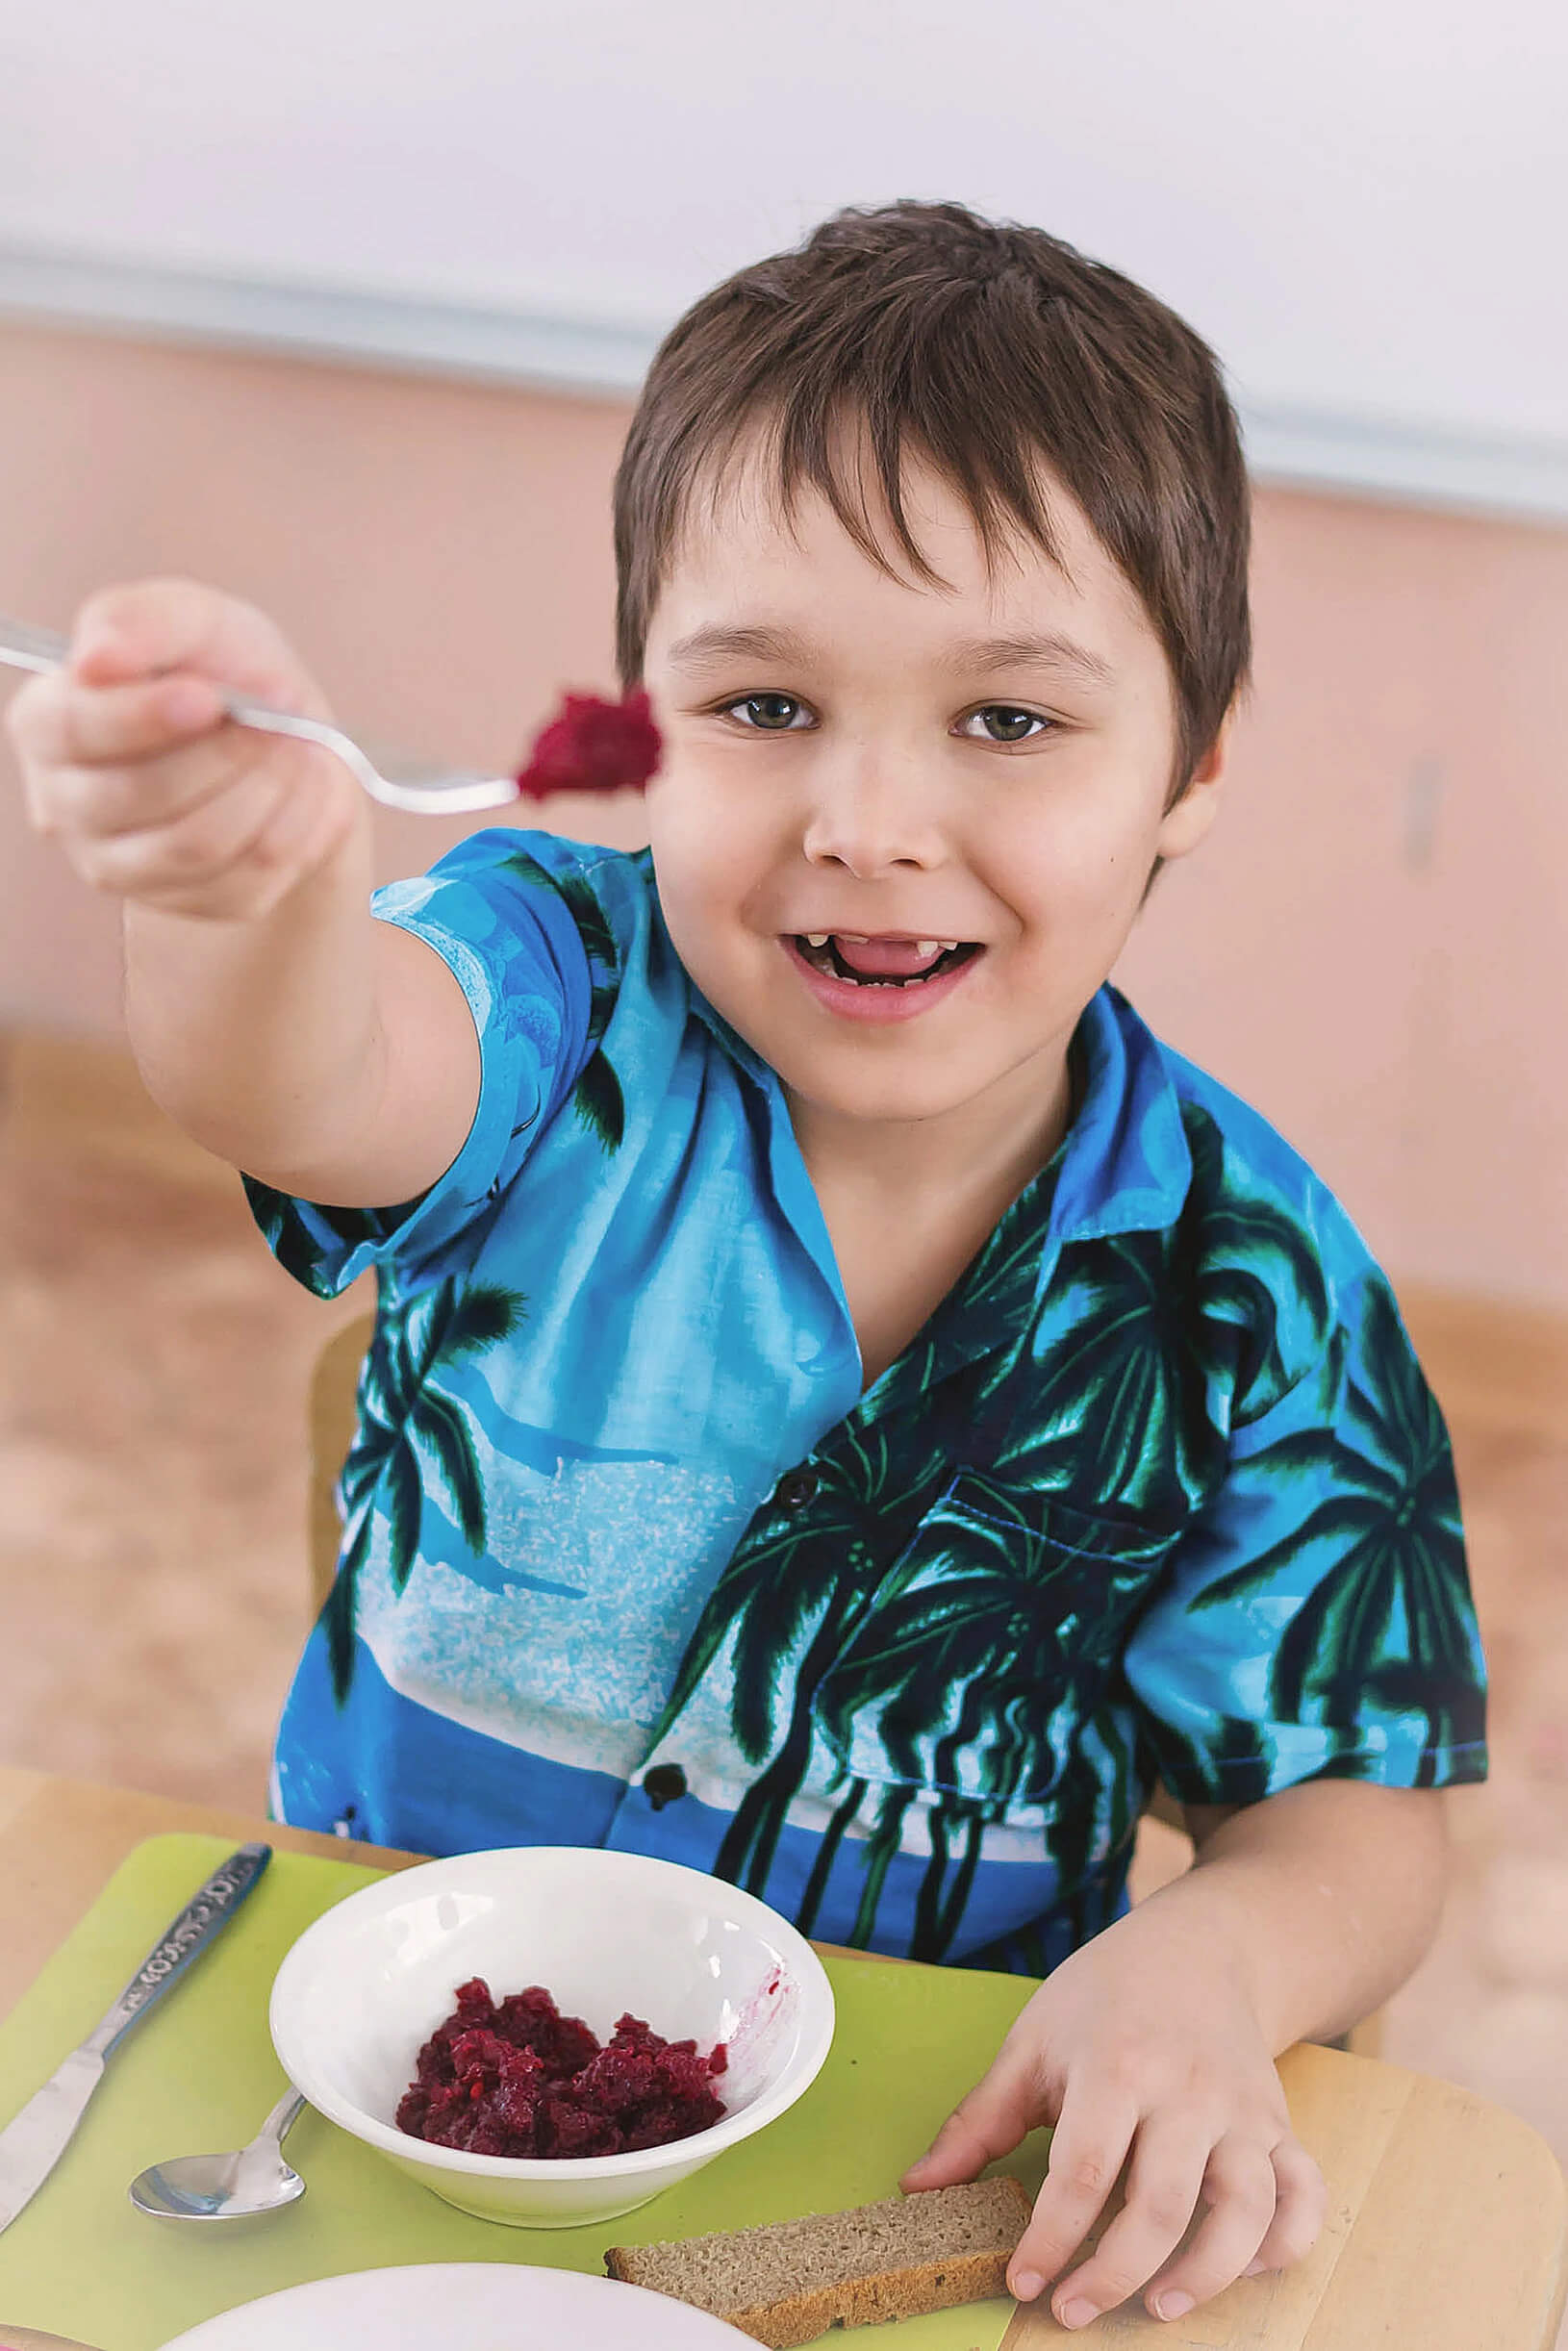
[[0, 1842, 271, 2235]]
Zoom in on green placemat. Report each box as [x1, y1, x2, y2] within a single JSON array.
[[0, 1835, 1045, 2349]]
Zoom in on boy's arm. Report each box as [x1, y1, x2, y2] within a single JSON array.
[[9, 578, 481, 1207], [124, 854, 481, 1206], [1176, 1778, 1446, 2047]]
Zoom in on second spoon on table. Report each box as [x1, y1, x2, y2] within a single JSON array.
[[128, 2087, 308, 2222]]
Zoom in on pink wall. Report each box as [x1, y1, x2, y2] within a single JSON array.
[[1118, 488, 1568, 1308], [1, 321, 1564, 1306]]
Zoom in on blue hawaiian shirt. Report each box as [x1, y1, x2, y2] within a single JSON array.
[[247, 828, 1487, 1976]]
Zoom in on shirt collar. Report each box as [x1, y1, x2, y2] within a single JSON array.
[[691, 966, 1195, 1405], [882, 986, 1192, 1402], [690, 972, 1191, 1245], [1047, 985, 1192, 1251]]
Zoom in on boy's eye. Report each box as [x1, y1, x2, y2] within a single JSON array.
[[715, 696, 1051, 742], [959, 705, 1054, 745], [720, 693, 812, 731]]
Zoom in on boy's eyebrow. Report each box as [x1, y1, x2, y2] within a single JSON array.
[[665, 623, 818, 671], [665, 621, 1115, 687], [941, 630, 1117, 688]]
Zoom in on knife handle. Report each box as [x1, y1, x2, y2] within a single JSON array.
[[85, 1843, 272, 2060]]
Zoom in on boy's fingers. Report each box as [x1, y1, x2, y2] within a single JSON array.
[[72, 577, 240, 683], [100, 746, 358, 923], [71, 762, 292, 912], [1044, 2111, 1220, 2323], [899, 2108, 1012, 2189], [70, 577, 325, 712], [1233, 2136, 1328, 2277], [900, 2055, 1044, 2190], [1004, 2084, 1139, 2304], [22, 670, 228, 778], [1122, 2132, 1281, 2322], [34, 733, 277, 850]]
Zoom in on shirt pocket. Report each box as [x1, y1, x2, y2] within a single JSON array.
[[810, 1471, 1182, 1807]]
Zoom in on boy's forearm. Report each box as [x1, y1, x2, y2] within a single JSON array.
[[121, 821, 387, 1184], [1134, 1779, 1449, 2051]]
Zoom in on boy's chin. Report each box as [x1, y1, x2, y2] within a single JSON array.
[[771, 1048, 1008, 1129]]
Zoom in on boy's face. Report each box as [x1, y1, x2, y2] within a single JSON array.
[[640, 439, 1224, 1149]]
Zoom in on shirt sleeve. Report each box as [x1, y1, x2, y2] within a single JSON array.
[[1121, 1270, 1488, 1805], [242, 828, 596, 1299]]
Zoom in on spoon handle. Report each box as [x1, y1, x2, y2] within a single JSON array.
[[261, 2087, 307, 2148]]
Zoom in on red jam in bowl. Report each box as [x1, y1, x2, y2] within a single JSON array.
[[394, 1977, 728, 2159]]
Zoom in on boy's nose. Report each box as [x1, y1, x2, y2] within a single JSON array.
[[799, 746, 947, 876]]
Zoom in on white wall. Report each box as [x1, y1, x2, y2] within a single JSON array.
[[2, 0, 1566, 517]]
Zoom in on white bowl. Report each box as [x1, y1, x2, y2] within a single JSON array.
[[269, 1846, 835, 2228]]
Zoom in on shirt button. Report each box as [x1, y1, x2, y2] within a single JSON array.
[[643, 1763, 688, 1810], [773, 1466, 821, 1511]]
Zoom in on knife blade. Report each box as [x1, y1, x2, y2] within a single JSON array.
[[0, 1842, 271, 2235]]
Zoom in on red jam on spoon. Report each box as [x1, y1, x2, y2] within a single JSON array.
[[514, 689, 662, 799]]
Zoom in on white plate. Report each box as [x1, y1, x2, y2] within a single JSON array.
[[156, 2262, 761, 2349]]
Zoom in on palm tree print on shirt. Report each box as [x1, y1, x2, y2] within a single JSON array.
[[648, 1415, 957, 1892], [1185, 1277, 1482, 1779], [322, 1277, 524, 1702], [812, 1483, 1151, 1804], [496, 848, 626, 1152], [649, 1217, 1196, 1958], [651, 1101, 1467, 1959], [245, 1191, 421, 1302], [989, 1108, 1331, 1518], [810, 1482, 1170, 1959]]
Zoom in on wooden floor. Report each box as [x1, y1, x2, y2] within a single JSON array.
[[4, 1024, 1568, 2289]]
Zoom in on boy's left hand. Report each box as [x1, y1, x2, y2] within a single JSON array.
[[899, 1900, 1327, 2328]]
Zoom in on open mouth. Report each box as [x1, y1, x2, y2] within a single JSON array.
[[790, 933, 982, 989]]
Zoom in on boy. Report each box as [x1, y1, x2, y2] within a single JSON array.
[[8, 201, 1484, 2328]]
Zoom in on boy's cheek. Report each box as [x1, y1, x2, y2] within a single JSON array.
[[648, 790, 788, 923], [644, 850, 770, 1009]]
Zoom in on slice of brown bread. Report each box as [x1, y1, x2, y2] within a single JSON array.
[[605, 2175, 1031, 2348]]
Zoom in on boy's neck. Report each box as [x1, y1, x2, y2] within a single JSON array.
[[785, 1038, 1075, 1226]]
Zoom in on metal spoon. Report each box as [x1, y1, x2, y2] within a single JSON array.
[[128, 2087, 307, 2222], [0, 615, 518, 816]]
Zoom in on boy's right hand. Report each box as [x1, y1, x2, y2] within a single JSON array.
[[5, 577, 367, 922]]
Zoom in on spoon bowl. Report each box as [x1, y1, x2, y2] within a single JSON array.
[[129, 2088, 307, 2223]]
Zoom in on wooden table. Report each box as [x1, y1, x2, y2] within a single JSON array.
[[1, 1766, 1564, 2351]]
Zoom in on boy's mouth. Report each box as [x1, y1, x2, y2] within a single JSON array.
[[790, 932, 981, 989]]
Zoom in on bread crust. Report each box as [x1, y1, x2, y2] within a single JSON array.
[[606, 2177, 1030, 2347], [721, 2243, 1016, 2347]]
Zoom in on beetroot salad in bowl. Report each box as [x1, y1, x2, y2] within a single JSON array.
[[267, 1846, 834, 2228]]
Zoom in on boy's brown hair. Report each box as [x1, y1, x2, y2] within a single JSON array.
[[613, 198, 1251, 794]]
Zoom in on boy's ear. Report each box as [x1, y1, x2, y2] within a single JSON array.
[[1155, 713, 1232, 863]]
